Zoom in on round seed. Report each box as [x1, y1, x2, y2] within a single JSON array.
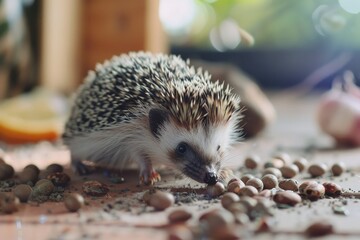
[[148, 191, 175, 210], [299, 180, 318, 194], [323, 182, 342, 196], [308, 163, 327, 177], [280, 164, 299, 179], [0, 163, 14, 180], [240, 174, 254, 184], [227, 177, 240, 186], [279, 179, 299, 192], [304, 183, 325, 201], [47, 172, 71, 187], [227, 180, 245, 194], [24, 164, 40, 175], [0, 193, 20, 214], [221, 192, 240, 209], [305, 222, 333, 237], [261, 174, 278, 189], [244, 155, 260, 169], [207, 182, 225, 198], [270, 158, 286, 169], [331, 162, 346, 176], [82, 180, 109, 197], [64, 193, 85, 212], [263, 161, 275, 169], [262, 168, 282, 179], [273, 191, 302, 206], [238, 186, 258, 197], [246, 178, 263, 192], [293, 157, 308, 172], [19, 168, 39, 184], [168, 209, 192, 223], [273, 152, 291, 164], [142, 189, 157, 203], [32, 179, 55, 196], [46, 163, 64, 173], [13, 184, 33, 202]]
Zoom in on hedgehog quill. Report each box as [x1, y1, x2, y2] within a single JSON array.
[[63, 52, 242, 185]]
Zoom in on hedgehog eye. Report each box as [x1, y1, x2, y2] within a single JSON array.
[[176, 142, 188, 156]]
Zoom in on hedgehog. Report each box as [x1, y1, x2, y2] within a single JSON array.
[[63, 52, 242, 185]]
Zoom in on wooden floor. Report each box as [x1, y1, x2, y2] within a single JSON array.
[[1, 92, 360, 239]]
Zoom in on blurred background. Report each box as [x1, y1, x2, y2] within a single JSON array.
[[1, 0, 360, 144]]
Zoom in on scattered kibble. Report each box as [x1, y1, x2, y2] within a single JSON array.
[[293, 157, 308, 172], [240, 174, 254, 184], [280, 164, 299, 179], [13, 184, 33, 202], [331, 162, 346, 176], [47, 172, 71, 187], [261, 174, 278, 189], [0, 163, 14, 180], [227, 180, 244, 194], [308, 163, 327, 177], [244, 155, 260, 169], [323, 182, 342, 196], [305, 222, 333, 237], [299, 180, 318, 194], [262, 168, 282, 179], [207, 182, 225, 198], [46, 163, 64, 173], [0, 193, 20, 214], [148, 191, 175, 210], [278, 179, 299, 192], [246, 178, 264, 192], [221, 192, 240, 209], [273, 191, 302, 206], [168, 209, 192, 223], [238, 186, 258, 197], [304, 182, 325, 201], [32, 179, 55, 197], [64, 193, 85, 212], [82, 180, 109, 197]]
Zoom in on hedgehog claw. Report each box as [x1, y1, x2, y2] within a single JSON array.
[[139, 169, 161, 185]]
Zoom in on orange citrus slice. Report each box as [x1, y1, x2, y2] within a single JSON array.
[[0, 88, 68, 144]]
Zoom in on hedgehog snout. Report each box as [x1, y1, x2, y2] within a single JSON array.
[[204, 171, 218, 185]]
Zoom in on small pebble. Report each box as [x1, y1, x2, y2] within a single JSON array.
[[82, 180, 109, 197], [280, 164, 299, 179], [0, 163, 14, 180], [168, 209, 192, 223], [305, 222, 333, 237], [244, 155, 260, 169], [240, 174, 254, 184], [279, 179, 299, 192], [221, 192, 240, 209], [64, 193, 85, 212], [262, 168, 282, 179], [323, 182, 342, 196], [13, 184, 33, 202], [293, 157, 308, 172], [148, 191, 175, 210], [308, 163, 327, 177], [331, 162, 346, 176], [261, 174, 278, 189], [273, 191, 302, 206], [207, 182, 225, 198], [46, 163, 64, 173], [304, 183, 325, 201], [246, 178, 263, 192], [238, 186, 258, 197]]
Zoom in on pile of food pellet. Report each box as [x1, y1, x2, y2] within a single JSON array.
[[0, 152, 359, 239]]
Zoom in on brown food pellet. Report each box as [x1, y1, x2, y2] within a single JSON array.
[[13, 184, 33, 202], [64, 193, 85, 212], [262, 168, 282, 179], [221, 192, 240, 209], [47, 172, 71, 187], [148, 191, 175, 210], [323, 182, 342, 196], [293, 157, 308, 172], [304, 183, 325, 201], [32, 179, 55, 196], [305, 222, 333, 237], [270, 158, 286, 169], [227, 177, 240, 186], [0, 163, 14, 180], [46, 163, 64, 173], [278, 179, 299, 192], [238, 186, 258, 197], [238, 196, 257, 212], [24, 164, 40, 175], [0, 193, 20, 214], [258, 189, 273, 198], [261, 174, 278, 189], [142, 189, 157, 204], [227, 180, 245, 194], [240, 174, 254, 184], [299, 180, 318, 194], [244, 155, 260, 169], [280, 164, 299, 179], [246, 178, 264, 192], [331, 162, 346, 176], [168, 209, 192, 223], [82, 180, 109, 197], [308, 163, 327, 177], [273, 191, 302, 206], [207, 182, 225, 198], [19, 168, 39, 184], [199, 209, 234, 228], [273, 152, 291, 164]]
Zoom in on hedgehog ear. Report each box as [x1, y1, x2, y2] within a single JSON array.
[[149, 108, 170, 139]]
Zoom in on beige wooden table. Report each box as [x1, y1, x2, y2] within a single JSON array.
[[1, 92, 360, 240]]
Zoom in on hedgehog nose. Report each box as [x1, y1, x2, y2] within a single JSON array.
[[204, 172, 218, 185]]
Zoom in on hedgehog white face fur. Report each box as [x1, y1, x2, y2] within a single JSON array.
[[63, 52, 242, 185]]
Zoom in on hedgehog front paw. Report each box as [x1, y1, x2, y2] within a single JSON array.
[[139, 169, 161, 185]]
